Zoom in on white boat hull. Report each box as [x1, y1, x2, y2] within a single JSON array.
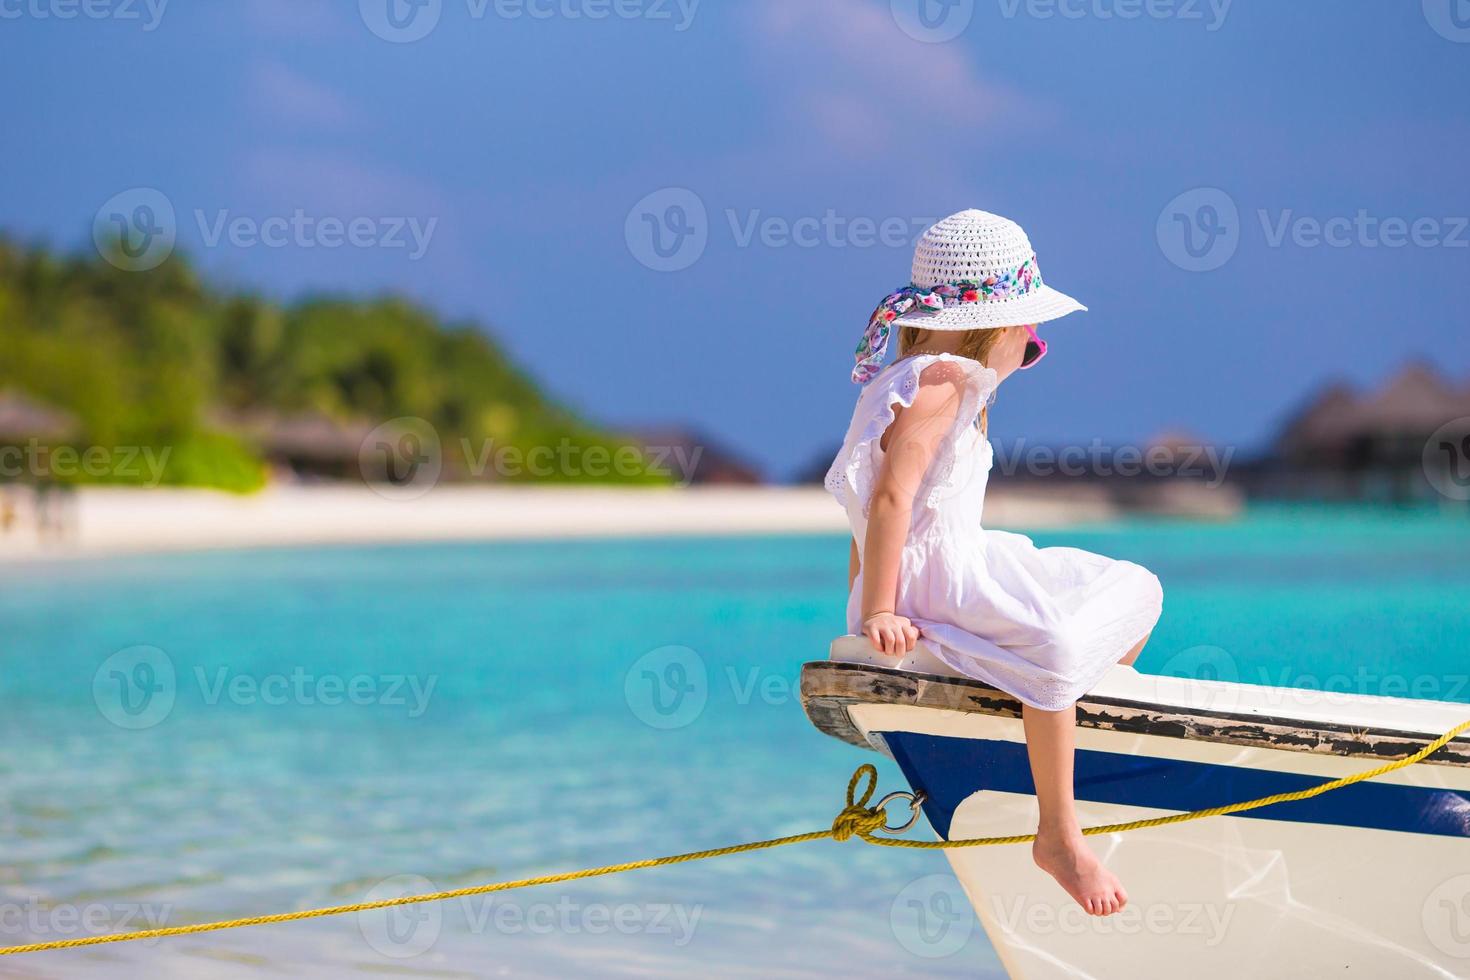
[[804, 642, 1470, 979]]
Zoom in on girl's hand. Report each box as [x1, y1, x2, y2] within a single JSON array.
[[862, 612, 920, 657]]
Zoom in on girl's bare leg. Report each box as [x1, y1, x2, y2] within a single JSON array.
[[1022, 703, 1128, 915], [1118, 631, 1151, 667]]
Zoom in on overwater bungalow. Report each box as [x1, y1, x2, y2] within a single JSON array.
[[1256, 362, 1470, 504]]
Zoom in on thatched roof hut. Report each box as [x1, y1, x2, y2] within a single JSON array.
[[217, 409, 378, 481], [255, 413, 376, 465], [1276, 382, 1361, 459], [1351, 362, 1466, 436], [621, 426, 763, 485], [1266, 361, 1470, 502], [0, 391, 77, 442], [1275, 362, 1470, 463]]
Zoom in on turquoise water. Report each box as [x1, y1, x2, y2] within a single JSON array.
[[1, 506, 1468, 977]]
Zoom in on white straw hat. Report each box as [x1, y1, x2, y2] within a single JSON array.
[[898, 209, 1085, 330], [851, 209, 1086, 383]]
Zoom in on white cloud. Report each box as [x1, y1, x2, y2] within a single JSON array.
[[747, 0, 1028, 160], [239, 147, 446, 220], [247, 62, 358, 130]]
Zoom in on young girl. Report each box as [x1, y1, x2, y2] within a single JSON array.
[[824, 209, 1163, 917]]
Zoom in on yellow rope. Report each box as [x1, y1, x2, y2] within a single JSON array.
[[866, 716, 1470, 849], [2, 717, 1465, 957]]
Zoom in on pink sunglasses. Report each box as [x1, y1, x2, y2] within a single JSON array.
[[1019, 324, 1047, 369]]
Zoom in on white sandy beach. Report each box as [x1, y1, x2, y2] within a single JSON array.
[[0, 483, 1127, 561]]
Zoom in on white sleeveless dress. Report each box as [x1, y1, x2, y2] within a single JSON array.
[[824, 353, 1164, 711]]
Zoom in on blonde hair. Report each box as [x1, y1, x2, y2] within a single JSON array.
[[898, 326, 1002, 433], [897, 326, 1003, 364]]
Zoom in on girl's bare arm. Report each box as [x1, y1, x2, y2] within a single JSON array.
[[859, 364, 965, 655]]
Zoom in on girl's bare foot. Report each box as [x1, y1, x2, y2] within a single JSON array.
[[1032, 826, 1127, 916]]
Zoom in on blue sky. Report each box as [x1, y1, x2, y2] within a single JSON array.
[[3, 0, 1469, 478]]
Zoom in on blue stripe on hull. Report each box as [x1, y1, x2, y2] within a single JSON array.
[[881, 732, 1470, 841]]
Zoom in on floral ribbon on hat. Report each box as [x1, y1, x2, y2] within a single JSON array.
[[852, 256, 1039, 384]]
